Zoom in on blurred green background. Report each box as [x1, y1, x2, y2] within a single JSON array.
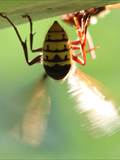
[[0, 9, 120, 159]]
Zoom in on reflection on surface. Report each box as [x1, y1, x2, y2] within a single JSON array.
[[68, 66, 120, 135]]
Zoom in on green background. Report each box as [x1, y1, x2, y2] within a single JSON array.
[[0, 9, 120, 159]]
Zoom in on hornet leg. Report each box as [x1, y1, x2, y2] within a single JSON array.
[[0, 13, 41, 65]]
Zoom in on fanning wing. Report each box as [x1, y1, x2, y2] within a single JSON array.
[[67, 66, 120, 136], [10, 74, 50, 146]]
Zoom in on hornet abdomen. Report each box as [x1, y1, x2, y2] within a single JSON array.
[[43, 21, 71, 80]]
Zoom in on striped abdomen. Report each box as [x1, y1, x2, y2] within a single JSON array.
[[43, 21, 71, 80]]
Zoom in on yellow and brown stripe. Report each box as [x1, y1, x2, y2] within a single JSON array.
[[43, 21, 71, 80]]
